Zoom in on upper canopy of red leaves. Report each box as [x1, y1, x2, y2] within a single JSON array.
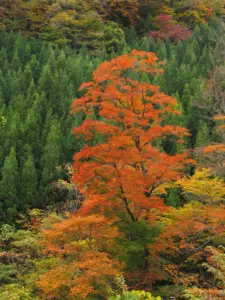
[[71, 50, 192, 222], [149, 14, 192, 43]]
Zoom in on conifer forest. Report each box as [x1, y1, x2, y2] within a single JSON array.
[[1, 1, 225, 299]]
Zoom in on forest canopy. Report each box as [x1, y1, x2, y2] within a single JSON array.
[[0, 0, 225, 299]]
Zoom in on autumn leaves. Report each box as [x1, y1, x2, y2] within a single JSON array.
[[37, 51, 189, 298], [37, 51, 225, 298]]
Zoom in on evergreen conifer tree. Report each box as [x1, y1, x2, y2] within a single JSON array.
[[182, 83, 193, 114], [0, 147, 19, 223], [38, 64, 53, 98], [11, 50, 21, 71], [156, 40, 167, 60], [23, 63, 33, 93], [0, 47, 7, 69], [41, 120, 61, 184], [20, 152, 38, 209], [195, 121, 210, 147]]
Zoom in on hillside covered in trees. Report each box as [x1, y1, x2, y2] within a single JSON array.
[[1, 0, 225, 299]]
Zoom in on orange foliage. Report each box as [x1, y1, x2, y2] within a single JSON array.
[[154, 203, 225, 257], [40, 214, 120, 255], [38, 50, 193, 297], [37, 215, 122, 298], [72, 50, 192, 223], [151, 201, 225, 289], [38, 251, 121, 299], [203, 115, 225, 174]]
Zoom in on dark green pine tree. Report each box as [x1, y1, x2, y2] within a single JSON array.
[[195, 121, 210, 147], [176, 64, 191, 95], [38, 64, 53, 98], [0, 87, 4, 109], [56, 50, 66, 70], [3, 33, 15, 60], [0, 47, 7, 69], [20, 43, 31, 64], [140, 37, 150, 51], [125, 26, 138, 48], [181, 83, 192, 115], [49, 70, 64, 115], [156, 40, 167, 60], [9, 94, 27, 119], [0, 147, 19, 223], [26, 79, 36, 100], [41, 120, 61, 185], [183, 43, 197, 66], [20, 152, 38, 209], [22, 63, 33, 94], [3, 111, 20, 158], [10, 70, 23, 98], [40, 120, 62, 205], [165, 54, 178, 95], [199, 45, 210, 75], [0, 106, 7, 167], [23, 100, 42, 161], [0, 70, 4, 102], [175, 41, 185, 65], [39, 44, 53, 66], [11, 50, 21, 72], [148, 37, 156, 53], [41, 108, 54, 145], [29, 55, 40, 82], [3, 70, 13, 104], [47, 50, 57, 73]]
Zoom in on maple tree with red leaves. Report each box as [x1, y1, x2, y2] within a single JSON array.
[[37, 50, 194, 297], [149, 14, 192, 43], [71, 49, 191, 223]]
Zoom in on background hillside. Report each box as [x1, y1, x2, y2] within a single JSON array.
[[0, 1, 225, 299]]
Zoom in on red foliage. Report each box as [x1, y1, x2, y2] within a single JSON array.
[[37, 51, 193, 298], [149, 14, 192, 43], [71, 50, 192, 223], [37, 215, 122, 299]]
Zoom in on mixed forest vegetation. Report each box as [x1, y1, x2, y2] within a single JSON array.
[[1, 0, 225, 299]]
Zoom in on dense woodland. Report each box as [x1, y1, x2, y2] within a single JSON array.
[[1, 0, 225, 299]]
